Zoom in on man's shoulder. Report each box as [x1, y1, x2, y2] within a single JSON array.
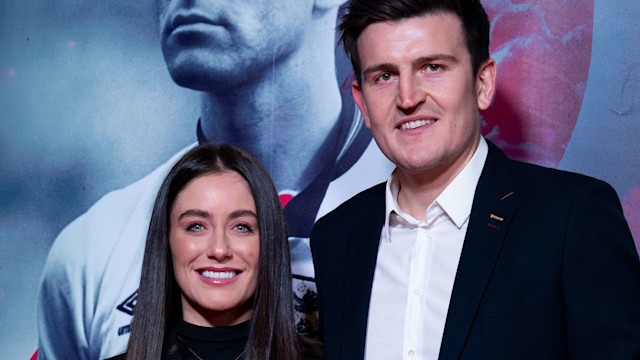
[[319, 182, 385, 220], [46, 144, 196, 267], [485, 142, 613, 196], [509, 158, 614, 196]]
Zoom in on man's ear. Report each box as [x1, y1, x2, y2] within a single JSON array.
[[476, 58, 497, 110], [314, 0, 346, 12], [352, 80, 371, 129]]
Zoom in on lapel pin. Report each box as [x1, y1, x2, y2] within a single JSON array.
[[500, 191, 515, 201], [487, 213, 504, 230]]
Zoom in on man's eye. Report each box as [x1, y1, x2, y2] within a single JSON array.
[[426, 64, 441, 71], [376, 73, 394, 82]]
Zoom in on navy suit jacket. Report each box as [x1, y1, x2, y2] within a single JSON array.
[[310, 141, 640, 360]]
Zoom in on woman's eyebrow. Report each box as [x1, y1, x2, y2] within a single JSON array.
[[177, 209, 210, 221]]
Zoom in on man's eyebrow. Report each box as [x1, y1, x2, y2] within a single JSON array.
[[362, 54, 460, 77], [413, 54, 459, 66], [362, 63, 399, 78]]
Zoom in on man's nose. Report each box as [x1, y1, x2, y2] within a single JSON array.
[[396, 74, 426, 112]]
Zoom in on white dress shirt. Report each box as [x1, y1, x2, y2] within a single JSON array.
[[364, 138, 488, 360]]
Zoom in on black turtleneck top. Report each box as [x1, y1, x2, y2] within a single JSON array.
[[166, 319, 249, 360], [107, 319, 249, 360]]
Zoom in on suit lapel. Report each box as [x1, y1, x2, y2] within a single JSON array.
[[439, 142, 518, 360]]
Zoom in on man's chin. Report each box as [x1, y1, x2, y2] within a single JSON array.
[[166, 62, 237, 92], [169, 71, 215, 92]]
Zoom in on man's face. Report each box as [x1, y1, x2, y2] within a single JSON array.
[[158, 0, 313, 91], [352, 13, 495, 177]]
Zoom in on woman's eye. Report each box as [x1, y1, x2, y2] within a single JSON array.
[[186, 223, 205, 232], [234, 223, 254, 233]]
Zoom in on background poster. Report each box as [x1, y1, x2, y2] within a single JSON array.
[[1, 0, 639, 358]]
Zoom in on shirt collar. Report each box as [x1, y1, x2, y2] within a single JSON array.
[[383, 137, 488, 240], [438, 137, 488, 228], [384, 171, 402, 241]]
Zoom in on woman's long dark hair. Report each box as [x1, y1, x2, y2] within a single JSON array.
[[125, 143, 307, 359]]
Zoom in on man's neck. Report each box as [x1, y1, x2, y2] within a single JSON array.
[[198, 43, 343, 194], [396, 137, 481, 220]]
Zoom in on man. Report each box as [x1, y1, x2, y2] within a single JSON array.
[[36, 0, 391, 359], [311, 0, 640, 359]]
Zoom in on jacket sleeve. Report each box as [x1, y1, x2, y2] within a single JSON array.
[[563, 179, 640, 359]]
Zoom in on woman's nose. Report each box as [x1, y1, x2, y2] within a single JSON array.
[[206, 230, 232, 261]]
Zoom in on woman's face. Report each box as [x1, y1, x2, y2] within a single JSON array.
[[170, 171, 260, 327]]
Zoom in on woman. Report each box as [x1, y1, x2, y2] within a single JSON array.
[[111, 143, 321, 359]]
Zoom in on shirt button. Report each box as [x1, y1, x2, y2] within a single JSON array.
[[408, 350, 416, 358], [413, 288, 421, 295]]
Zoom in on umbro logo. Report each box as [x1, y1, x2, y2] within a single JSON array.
[[116, 289, 138, 316]]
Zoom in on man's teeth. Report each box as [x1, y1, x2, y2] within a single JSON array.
[[401, 119, 435, 130], [200, 270, 236, 279]]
